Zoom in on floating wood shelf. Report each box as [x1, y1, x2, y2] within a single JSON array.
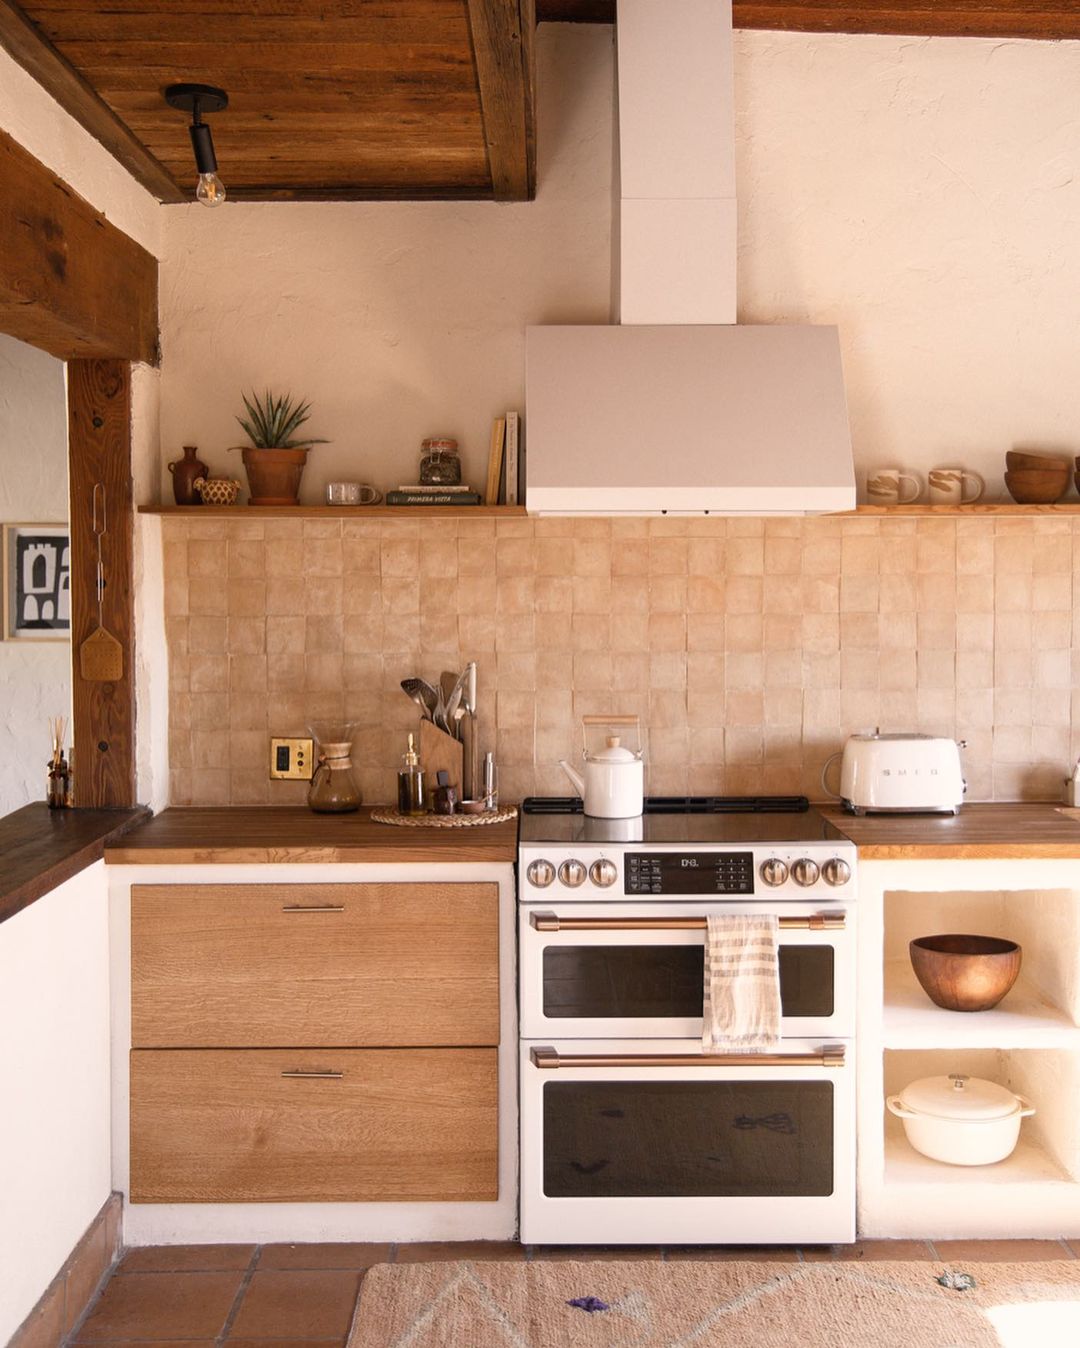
[[138, 504, 528, 519], [851, 503, 1080, 516]]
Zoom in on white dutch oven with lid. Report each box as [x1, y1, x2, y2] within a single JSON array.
[[887, 1073, 1035, 1166]]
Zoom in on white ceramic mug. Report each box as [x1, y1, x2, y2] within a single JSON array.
[[867, 468, 922, 505], [928, 467, 985, 506], [326, 481, 382, 506]]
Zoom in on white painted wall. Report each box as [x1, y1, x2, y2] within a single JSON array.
[[0, 334, 70, 817], [158, 25, 614, 498], [0, 862, 112, 1342], [160, 28, 1080, 501]]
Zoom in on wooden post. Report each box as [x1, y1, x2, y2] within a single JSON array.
[[67, 359, 136, 808]]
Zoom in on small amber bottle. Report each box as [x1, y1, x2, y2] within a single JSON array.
[[397, 733, 426, 816]]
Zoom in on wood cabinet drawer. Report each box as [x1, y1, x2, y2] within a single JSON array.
[[131, 883, 498, 1048], [130, 1047, 498, 1203]]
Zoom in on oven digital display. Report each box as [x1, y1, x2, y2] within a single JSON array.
[[625, 851, 754, 895]]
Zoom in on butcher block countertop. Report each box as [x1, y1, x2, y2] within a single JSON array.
[[103, 806, 518, 865], [822, 803, 1080, 860]]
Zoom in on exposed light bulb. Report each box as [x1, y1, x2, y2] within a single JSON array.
[[196, 172, 226, 207]]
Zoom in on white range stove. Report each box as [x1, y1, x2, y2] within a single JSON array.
[[517, 795, 857, 1246]]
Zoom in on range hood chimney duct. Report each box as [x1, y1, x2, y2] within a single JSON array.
[[525, 0, 856, 515]]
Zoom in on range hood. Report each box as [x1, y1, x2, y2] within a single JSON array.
[[525, 0, 855, 515]]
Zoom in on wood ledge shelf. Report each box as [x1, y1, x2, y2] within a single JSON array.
[[851, 504, 1080, 516], [139, 505, 527, 519]]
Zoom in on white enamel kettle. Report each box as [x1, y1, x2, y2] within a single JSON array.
[[560, 715, 645, 819]]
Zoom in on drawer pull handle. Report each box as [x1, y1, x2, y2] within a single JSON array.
[[530, 1046, 845, 1070], [281, 1069, 344, 1079], [529, 912, 846, 932], [282, 904, 346, 913]]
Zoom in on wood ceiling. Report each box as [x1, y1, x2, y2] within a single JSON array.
[[1, 0, 1077, 206]]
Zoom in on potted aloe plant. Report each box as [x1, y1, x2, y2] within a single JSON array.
[[232, 390, 328, 505]]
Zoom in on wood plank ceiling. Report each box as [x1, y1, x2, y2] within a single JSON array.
[[1, 0, 1077, 206]]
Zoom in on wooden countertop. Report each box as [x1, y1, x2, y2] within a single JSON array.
[[103, 806, 519, 865], [822, 803, 1080, 859], [1, 803, 151, 925]]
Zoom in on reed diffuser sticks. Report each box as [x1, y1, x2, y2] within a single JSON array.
[[47, 716, 71, 809]]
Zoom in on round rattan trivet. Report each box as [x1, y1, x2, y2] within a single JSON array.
[[370, 805, 518, 828]]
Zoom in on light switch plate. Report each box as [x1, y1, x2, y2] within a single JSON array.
[[270, 736, 314, 781]]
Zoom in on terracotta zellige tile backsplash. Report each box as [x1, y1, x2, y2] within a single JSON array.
[[161, 514, 1080, 807]]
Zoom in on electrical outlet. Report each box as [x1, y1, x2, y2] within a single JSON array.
[[270, 736, 314, 781]]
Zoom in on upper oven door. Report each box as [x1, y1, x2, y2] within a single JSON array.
[[519, 901, 854, 1040]]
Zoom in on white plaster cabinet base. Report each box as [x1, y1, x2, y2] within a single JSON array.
[[108, 861, 517, 1246], [857, 858, 1080, 1239]]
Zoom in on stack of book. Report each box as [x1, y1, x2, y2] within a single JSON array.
[[385, 484, 482, 506], [485, 410, 522, 506]]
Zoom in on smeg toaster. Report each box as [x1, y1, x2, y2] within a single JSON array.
[[830, 732, 966, 815]]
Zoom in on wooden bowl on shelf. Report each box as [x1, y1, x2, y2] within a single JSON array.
[[1004, 469, 1070, 504], [909, 934, 1022, 1012], [1006, 450, 1070, 472]]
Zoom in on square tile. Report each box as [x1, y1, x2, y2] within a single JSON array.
[[228, 1270, 362, 1339], [257, 1244, 392, 1270], [395, 1242, 523, 1263], [118, 1246, 256, 1273], [74, 1272, 243, 1341], [933, 1239, 1072, 1262]]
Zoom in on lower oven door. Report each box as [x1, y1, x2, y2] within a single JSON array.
[[519, 902, 854, 1040], [519, 1038, 855, 1246]]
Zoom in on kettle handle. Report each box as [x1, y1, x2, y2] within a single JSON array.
[[820, 751, 844, 801]]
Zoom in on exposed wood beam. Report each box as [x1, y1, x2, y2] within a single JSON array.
[[466, 0, 536, 201], [0, 0, 184, 203], [67, 359, 137, 810], [0, 128, 158, 364], [538, 0, 1080, 40]]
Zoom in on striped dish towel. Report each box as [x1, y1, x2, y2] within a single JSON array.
[[702, 914, 782, 1053]]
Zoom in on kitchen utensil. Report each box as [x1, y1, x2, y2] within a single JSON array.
[[1007, 450, 1070, 472], [927, 467, 985, 505], [307, 721, 361, 813], [79, 484, 124, 682], [461, 661, 479, 800], [822, 731, 965, 815], [560, 714, 645, 819], [400, 676, 438, 722], [1004, 468, 1069, 504], [909, 934, 1021, 1011], [887, 1073, 1034, 1166], [866, 468, 921, 505]]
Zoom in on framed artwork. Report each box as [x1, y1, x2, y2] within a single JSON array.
[[3, 524, 71, 640]]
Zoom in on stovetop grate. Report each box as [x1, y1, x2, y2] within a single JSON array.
[[521, 795, 810, 816]]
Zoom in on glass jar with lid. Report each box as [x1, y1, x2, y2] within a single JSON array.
[[418, 436, 461, 486]]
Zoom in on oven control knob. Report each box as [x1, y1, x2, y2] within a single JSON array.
[[558, 859, 587, 888], [526, 859, 556, 888], [822, 857, 852, 887], [791, 857, 820, 887], [590, 859, 618, 888], [759, 858, 789, 887]]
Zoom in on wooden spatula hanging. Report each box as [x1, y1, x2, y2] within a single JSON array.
[[79, 483, 123, 681]]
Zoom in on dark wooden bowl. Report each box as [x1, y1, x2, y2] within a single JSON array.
[[1006, 450, 1070, 472], [910, 934, 1021, 1012], [1004, 469, 1069, 504]]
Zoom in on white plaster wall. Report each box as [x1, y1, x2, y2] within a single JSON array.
[[159, 28, 1080, 501], [0, 862, 112, 1343], [0, 334, 71, 817], [0, 46, 160, 257], [158, 25, 614, 498]]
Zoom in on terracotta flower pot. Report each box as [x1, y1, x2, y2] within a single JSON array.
[[239, 446, 310, 505]]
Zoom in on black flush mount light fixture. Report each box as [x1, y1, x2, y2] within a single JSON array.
[[164, 83, 229, 207]]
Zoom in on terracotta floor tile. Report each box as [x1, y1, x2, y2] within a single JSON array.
[[258, 1243, 392, 1270], [228, 1341, 343, 1348], [802, 1241, 934, 1262], [394, 1242, 524, 1264], [119, 1245, 256, 1273], [1066, 1241, 1080, 1258], [73, 1272, 244, 1341], [71, 1343, 213, 1348], [528, 1246, 665, 1261], [229, 1270, 362, 1340], [933, 1239, 1073, 1262], [664, 1245, 800, 1262]]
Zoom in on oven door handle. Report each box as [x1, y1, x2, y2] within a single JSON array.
[[528, 912, 846, 932], [530, 1046, 846, 1069]]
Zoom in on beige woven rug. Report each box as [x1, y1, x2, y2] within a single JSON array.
[[348, 1259, 1080, 1348]]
